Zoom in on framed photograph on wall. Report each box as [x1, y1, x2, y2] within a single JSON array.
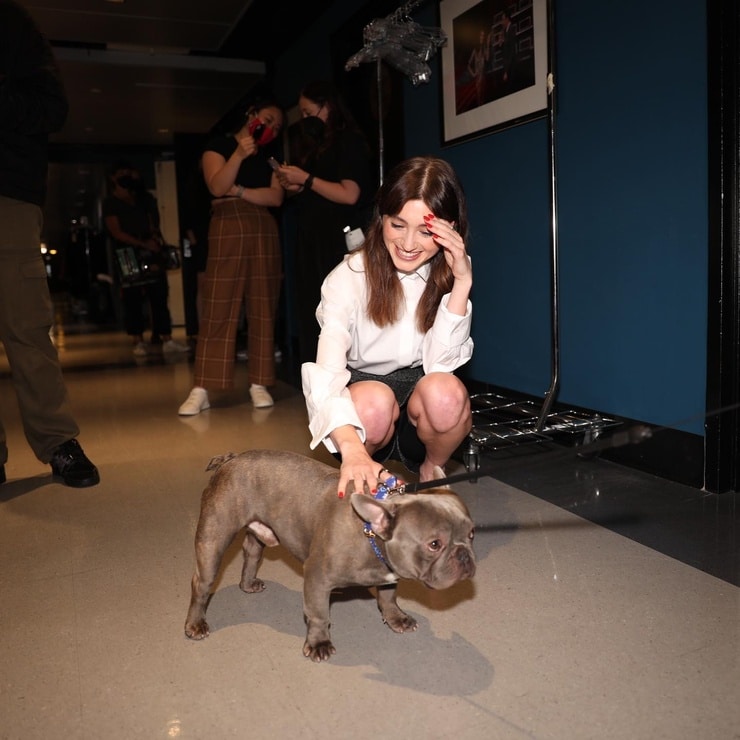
[[440, 0, 550, 146]]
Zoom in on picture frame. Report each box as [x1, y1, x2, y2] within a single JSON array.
[[439, 0, 550, 146]]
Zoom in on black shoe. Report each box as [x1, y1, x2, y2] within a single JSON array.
[[0, 464, 5, 484], [50, 439, 100, 488]]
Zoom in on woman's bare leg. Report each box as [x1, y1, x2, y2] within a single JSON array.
[[349, 381, 399, 453], [407, 373, 472, 482]]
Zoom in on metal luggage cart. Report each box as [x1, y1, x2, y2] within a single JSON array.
[[461, 392, 621, 474]]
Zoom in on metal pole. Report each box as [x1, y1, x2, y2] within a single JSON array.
[[535, 0, 559, 432], [376, 59, 384, 185]]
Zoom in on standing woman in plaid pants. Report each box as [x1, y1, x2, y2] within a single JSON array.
[[178, 98, 285, 415]]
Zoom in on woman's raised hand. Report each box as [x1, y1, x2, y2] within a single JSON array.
[[426, 215, 471, 283]]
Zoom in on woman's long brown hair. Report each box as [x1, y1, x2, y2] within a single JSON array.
[[359, 156, 468, 333]]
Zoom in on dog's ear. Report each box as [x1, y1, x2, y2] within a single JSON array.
[[350, 494, 397, 539], [432, 466, 450, 489], [205, 452, 238, 472]]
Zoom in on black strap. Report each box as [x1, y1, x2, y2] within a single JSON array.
[[399, 423, 654, 493], [400, 470, 488, 493]]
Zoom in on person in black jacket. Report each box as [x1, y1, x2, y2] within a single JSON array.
[[0, 0, 99, 487], [275, 80, 374, 366]]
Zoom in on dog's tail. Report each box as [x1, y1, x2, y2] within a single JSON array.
[[205, 452, 239, 472]]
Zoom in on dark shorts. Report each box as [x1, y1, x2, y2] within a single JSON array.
[[333, 365, 426, 474]]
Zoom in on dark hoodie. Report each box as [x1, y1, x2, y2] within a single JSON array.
[[0, 0, 68, 206]]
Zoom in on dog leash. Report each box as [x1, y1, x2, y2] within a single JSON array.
[[380, 422, 657, 494], [360, 395, 740, 497], [390, 395, 740, 492]]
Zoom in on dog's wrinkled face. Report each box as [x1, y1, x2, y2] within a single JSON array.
[[351, 490, 476, 589]]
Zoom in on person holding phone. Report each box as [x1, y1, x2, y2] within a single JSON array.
[[275, 80, 374, 367], [178, 97, 285, 415]]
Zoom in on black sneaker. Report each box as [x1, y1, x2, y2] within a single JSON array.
[[50, 439, 100, 488], [0, 464, 5, 484]]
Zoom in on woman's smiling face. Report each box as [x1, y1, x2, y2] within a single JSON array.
[[382, 199, 439, 274]]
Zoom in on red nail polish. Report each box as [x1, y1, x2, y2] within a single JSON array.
[[338, 491, 344, 499], [424, 214, 433, 221]]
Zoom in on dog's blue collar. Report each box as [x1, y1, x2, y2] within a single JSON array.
[[363, 522, 389, 566], [363, 474, 400, 567]]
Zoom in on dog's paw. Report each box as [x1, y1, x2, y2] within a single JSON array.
[[239, 577, 266, 593], [303, 639, 337, 663], [184, 620, 210, 640], [382, 611, 418, 634]]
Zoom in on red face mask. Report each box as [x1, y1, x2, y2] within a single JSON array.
[[247, 117, 276, 147]]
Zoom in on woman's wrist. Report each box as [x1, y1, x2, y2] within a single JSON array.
[[303, 173, 315, 191]]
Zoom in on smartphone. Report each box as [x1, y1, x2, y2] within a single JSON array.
[[251, 122, 265, 141], [267, 156, 281, 171]]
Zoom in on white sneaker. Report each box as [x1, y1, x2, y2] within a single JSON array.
[[163, 339, 190, 353], [249, 384, 274, 408], [133, 341, 148, 356], [178, 387, 210, 416]]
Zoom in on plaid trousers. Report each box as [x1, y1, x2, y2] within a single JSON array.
[[193, 199, 282, 390]]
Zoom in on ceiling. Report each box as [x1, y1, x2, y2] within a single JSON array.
[[18, 0, 335, 149]]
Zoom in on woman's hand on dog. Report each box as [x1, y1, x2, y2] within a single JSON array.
[[331, 426, 402, 499], [337, 445, 380, 499]]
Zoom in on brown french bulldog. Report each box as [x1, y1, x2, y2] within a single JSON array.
[[184, 449, 476, 662]]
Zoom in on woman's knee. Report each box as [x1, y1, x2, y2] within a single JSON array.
[[410, 373, 471, 431], [349, 381, 399, 445]]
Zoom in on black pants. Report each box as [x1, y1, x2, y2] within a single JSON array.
[[121, 272, 172, 337], [181, 255, 201, 337]]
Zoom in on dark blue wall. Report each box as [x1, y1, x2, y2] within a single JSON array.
[[274, 0, 708, 436]]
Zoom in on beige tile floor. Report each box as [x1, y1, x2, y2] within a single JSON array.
[[1, 328, 738, 739]]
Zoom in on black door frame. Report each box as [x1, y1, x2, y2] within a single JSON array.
[[705, 0, 740, 492]]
